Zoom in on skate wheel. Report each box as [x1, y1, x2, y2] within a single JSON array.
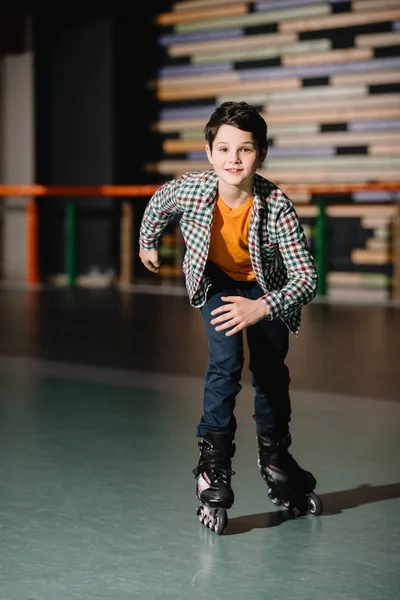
[[283, 499, 295, 510], [197, 504, 206, 523], [197, 505, 228, 535], [267, 488, 282, 506], [213, 509, 227, 535], [307, 492, 323, 516]]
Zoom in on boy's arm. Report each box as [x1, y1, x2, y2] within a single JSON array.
[[210, 201, 318, 336], [261, 201, 318, 319], [139, 248, 160, 273], [139, 180, 180, 251]]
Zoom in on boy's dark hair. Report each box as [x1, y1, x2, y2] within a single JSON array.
[[204, 101, 268, 155]]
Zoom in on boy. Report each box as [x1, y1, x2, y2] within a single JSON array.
[[139, 102, 321, 534]]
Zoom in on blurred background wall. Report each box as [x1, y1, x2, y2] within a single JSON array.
[[0, 2, 399, 299], [0, 15, 33, 281]]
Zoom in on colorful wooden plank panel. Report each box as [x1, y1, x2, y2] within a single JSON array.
[[146, 0, 400, 297]]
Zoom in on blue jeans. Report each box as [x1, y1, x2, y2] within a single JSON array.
[[198, 263, 291, 438]]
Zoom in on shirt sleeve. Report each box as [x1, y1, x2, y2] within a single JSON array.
[[139, 179, 180, 250], [260, 200, 319, 319]]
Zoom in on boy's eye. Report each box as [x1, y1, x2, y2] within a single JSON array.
[[217, 147, 253, 152]]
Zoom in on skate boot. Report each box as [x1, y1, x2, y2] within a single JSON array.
[[257, 432, 323, 516], [192, 430, 235, 535]]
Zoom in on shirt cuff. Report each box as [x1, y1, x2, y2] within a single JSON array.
[[260, 296, 275, 320]]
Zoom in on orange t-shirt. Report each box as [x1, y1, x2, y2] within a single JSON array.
[[208, 195, 256, 281]]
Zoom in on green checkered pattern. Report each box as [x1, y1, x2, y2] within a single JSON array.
[[139, 170, 318, 335]]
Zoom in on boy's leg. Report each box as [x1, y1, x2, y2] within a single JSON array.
[[245, 290, 319, 509], [245, 313, 291, 436], [198, 289, 244, 437], [194, 277, 243, 528]]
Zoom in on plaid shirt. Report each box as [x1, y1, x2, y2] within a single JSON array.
[[139, 170, 318, 335]]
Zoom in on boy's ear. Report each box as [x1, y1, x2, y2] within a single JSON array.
[[259, 147, 268, 164], [205, 144, 213, 165]]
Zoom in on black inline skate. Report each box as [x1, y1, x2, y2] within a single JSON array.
[[192, 430, 235, 535], [257, 431, 323, 516]]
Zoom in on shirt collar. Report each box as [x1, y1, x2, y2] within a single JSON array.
[[200, 170, 272, 211]]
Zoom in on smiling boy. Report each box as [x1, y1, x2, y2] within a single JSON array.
[[139, 101, 320, 534]]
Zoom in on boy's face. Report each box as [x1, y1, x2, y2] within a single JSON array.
[[205, 124, 266, 189]]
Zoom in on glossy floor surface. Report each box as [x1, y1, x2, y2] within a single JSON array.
[[0, 286, 399, 599]]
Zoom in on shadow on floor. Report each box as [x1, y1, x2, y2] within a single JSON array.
[[224, 482, 400, 535], [225, 510, 294, 535], [320, 482, 400, 516]]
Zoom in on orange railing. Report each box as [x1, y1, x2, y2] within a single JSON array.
[[0, 182, 399, 297], [0, 184, 159, 286]]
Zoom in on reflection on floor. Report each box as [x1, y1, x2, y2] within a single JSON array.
[[0, 287, 399, 600]]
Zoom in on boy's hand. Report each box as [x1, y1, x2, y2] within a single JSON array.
[[211, 296, 269, 336], [139, 248, 160, 273]]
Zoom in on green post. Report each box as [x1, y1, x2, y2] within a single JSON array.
[[65, 202, 76, 287], [315, 196, 327, 296]]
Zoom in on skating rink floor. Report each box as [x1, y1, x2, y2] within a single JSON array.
[[0, 286, 399, 600]]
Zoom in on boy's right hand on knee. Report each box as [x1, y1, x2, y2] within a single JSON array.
[[139, 248, 160, 273]]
